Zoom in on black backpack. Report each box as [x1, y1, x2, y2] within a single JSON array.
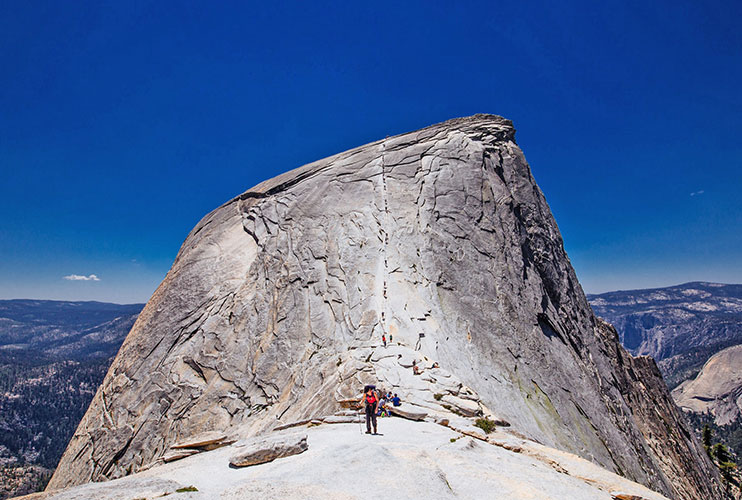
[[363, 385, 377, 406]]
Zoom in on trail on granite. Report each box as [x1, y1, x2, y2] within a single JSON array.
[[48, 115, 722, 499]]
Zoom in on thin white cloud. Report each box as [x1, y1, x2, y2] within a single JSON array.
[[689, 190, 705, 197], [64, 274, 101, 281]]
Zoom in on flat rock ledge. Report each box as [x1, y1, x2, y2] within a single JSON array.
[[321, 414, 359, 424], [140, 431, 237, 467], [390, 405, 428, 421], [171, 431, 231, 450], [229, 432, 308, 468], [161, 449, 200, 463], [337, 398, 361, 409]]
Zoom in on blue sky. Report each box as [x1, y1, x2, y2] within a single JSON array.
[[1, 1, 740, 303]]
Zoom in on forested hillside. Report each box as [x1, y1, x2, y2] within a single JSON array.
[[0, 300, 141, 499]]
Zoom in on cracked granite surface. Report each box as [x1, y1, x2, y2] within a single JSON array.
[[48, 115, 722, 499]]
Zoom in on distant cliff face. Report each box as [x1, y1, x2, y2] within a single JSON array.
[[673, 344, 742, 426], [589, 282, 742, 388], [48, 115, 722, 499]]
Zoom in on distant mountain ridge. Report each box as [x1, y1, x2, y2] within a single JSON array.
[[588, 282, 742, 388], [589, 281, 742, 461], [0, 299, 143, 361]]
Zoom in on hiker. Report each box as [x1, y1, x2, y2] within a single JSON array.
[[392, 393, 401, 406], [382, 334, 387, 347], [412, 361, 420, 375], [377, 393, 388, 416], [362, 385, 379, 434], [378, 400, 390, 417]]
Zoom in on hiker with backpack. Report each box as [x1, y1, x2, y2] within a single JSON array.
[[362, 385, 379, 434]]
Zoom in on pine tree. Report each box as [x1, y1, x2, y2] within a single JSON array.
[[713, 442, 738, 494], [703, 425, 713, 457], [715, 443, 731, 464]]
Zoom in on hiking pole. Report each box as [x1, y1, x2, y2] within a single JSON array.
[[358, 404, 364, 435]]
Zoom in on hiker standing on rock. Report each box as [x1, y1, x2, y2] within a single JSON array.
[[362, 385, 379, 434]]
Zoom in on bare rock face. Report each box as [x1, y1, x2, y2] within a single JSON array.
[[48, 115, 722, 499], [672, 344, 742, 425]]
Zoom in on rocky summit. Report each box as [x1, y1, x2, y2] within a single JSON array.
[[48, 115, 722, 499], [673, 344, 742, 426]]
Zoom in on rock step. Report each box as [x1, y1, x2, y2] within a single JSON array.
[[171, 431, 232, 450], [273, 419, 313, 432], [612, 494, 649, 500], [334, 409, 359, 416], [337, 398, 360, 409], [389, 406, 427, 421], [322, 415, 359, 424], [230, 433, 308, 468], [162, 449, 200, 463]]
